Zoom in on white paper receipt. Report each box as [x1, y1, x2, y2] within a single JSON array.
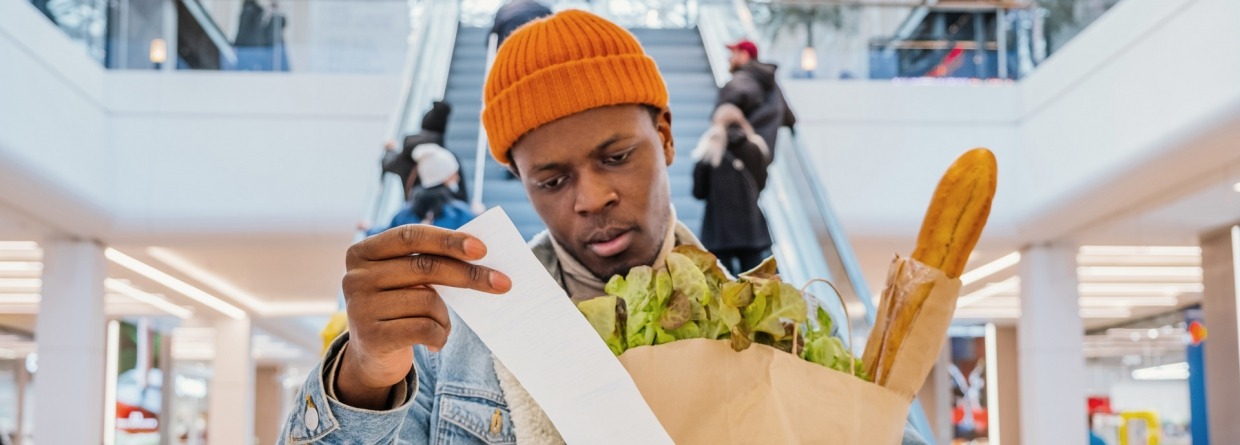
[[436, 208, 674, 445]]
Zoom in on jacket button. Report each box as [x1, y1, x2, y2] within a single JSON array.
[[304, 395, 320, 431]]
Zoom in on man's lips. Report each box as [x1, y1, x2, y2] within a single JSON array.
[[586, 229, 634, 258]]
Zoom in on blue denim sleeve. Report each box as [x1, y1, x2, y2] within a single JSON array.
[[278, 333, 419, 444], [395, 345, 439, 441]]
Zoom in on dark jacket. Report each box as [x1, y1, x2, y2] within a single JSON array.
[[717, 62, 797, 159], [692, 125, 772, 252], [234, 0, 266, 47], [491, 1, 553, 46], [381, 102, 467, 201]]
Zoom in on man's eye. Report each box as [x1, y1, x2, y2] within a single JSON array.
[[539, 176, 567, 190], [605, 150, 634, 165]]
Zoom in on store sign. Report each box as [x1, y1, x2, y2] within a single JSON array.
[[116, 409, 159, 431], [115, 320, 165, 444]]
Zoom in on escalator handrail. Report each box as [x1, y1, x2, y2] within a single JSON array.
[[472, 33, 499, 210]]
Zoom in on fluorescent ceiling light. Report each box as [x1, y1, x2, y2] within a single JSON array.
[[960, 252, 1020, 286], [1132, 362, 1188, 380], [1079, 307, 1132, 319], [147, 247, 266, 311], [104, 279, 193, 319], [1078, 245, 1201, 256], [105, 248, 246, 320], [957, 278, 1019, 307], [0, 262, 41, 273], [0, 294, 40, 304], [1077, 266, 1202, 279], [953, 307, 1132, 319], [1078, 283, 1203, 295], [147, 248, 336, 317], [0, 242, 38, 251], [1079, 296, 1178, 308], [0, 278, 40, 293], [953, 307, 1019, 319]]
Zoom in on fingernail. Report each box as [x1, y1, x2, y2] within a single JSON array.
[[490, 272, 512, 292], [463, 238, 486, 259]]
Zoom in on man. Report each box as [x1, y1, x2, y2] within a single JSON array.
[[718, 39, 797, 159], [489, 0, 553, 47], [280, 11, 928, 444]]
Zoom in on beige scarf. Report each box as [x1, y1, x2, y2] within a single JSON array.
[[496, 207, 698, 444], [550, 207, 679, 301]]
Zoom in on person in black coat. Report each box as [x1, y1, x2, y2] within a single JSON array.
[[490, 0, 554, 47], [718, 40, 797, 160], [380, 101, 468, 202], [692, 104, 773, 275]]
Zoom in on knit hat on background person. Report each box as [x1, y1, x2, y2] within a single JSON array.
[[412, 144, 460, 188], [482, 10, 669, 166], [421, 101, 452, 133]]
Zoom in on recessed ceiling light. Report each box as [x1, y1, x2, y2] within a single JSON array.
[[1233, 181, 1240, 193]]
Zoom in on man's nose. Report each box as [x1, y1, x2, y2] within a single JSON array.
[[573, 171, 619, 215]]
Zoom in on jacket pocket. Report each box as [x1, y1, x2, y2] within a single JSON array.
[[437, 393, 516, 445]]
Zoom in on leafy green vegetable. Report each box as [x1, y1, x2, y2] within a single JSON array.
[[575, 296, 626, 355], [574, 246, 867, 380]]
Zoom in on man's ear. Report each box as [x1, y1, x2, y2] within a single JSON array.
[[657, 109, 675, 166]]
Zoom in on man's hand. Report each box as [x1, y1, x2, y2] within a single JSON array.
[[335, 225, 511, 409]]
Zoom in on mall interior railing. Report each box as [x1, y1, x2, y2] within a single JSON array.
[[699, 1, 936, 440]]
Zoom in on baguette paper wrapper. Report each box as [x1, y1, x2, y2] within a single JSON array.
[[614, 256, 960, 444]]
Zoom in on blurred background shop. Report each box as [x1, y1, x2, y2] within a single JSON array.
[[2, 0, 1239, 444]]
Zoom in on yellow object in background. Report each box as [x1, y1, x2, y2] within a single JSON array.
[[321, 312, 349, 354], [1118, 411, 1160, 445]]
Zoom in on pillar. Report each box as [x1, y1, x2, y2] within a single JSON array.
[[917, 345, 952, 445], [989, 324, 1022, 445], [1201, 224, 1240, 444], [34, 239, 106, 444], [208, 317, 254, 445], [255, 364, 286, 445], [1017, 242, 1086, 445]]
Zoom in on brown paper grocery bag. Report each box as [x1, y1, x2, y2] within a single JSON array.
[[619, 339, 910, 444], [870, 256, 962, 398]]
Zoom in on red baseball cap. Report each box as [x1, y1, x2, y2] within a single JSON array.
[[727, 39, 758, 60]]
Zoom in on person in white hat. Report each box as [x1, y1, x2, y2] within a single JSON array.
[[364, 144, 475, 237]]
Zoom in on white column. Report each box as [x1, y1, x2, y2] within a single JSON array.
[[1201, 225, 1240, 444], [1017, 242, 1086, 445], [34, 239, 106, 445], [208, 317, 255, 445]]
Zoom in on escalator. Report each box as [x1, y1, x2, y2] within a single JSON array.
[[372, 2, 935, 441]]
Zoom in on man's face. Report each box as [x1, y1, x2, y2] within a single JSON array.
[[510, 105, 675, 280], [729, 49, 751, 72]]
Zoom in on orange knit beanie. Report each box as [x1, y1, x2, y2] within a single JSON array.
[[482, 10, 669, 166]]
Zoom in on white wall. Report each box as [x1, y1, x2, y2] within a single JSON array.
[[106, 72, 397, 239], [787, 0, 1240, 260], [1015, 0, 1240, 241], [0, 0, 113, 237], [0, 1, 403, 242]]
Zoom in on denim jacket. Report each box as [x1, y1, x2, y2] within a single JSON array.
[[279, 226, 931, 444]]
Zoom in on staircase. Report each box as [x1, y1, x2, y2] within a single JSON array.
[[443, 26, 712, 240]]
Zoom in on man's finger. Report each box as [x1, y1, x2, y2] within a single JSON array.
[[347, 224, 487, 266], [356, 255, 510, 294], [375, 317, 450, 351], [354, 287, 452, 330]]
